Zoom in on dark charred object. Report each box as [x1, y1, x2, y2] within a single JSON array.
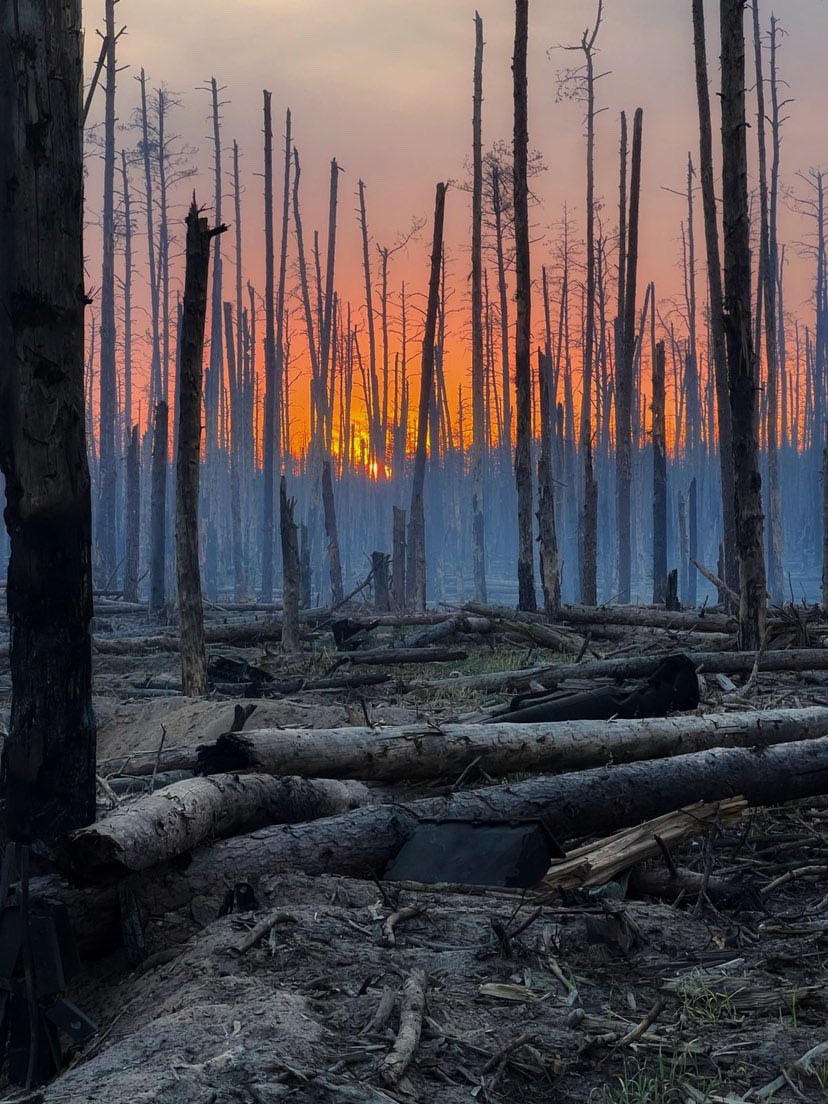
[[383, 818, 564, 888], [496, 653, 699, 724], [331, 618, 380, 651], [217, 882, 259, 917]]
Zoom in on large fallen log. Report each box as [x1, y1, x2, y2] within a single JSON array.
[[404, 615, 491, 648], [409, 647, 828, 695], [197, 706, 828, 784], [331, 647, 468, 668], [57, 773, 388, 883], [462, 603, 588, 654], [561, 604, 737, 633]]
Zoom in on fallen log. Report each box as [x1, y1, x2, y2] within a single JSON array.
[[331, 647, 467, 668], [57, 773, 388, 883], [197, 706, 828, 784], [462, 603, 588, 655], [409, 648, 828, 695], [561, 604, 736, 633], [404, 615, 491, 648]]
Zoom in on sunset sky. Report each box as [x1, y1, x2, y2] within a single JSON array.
[[83, 0, 828, 446]]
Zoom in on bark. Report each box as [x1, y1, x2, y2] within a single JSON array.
[[58, 773, 385, 883], [692, 0, 737, 593], [321, 461, 344, 605], [721, 0, 767, 649], [204, 77, 224, 601], [320, 159, 340, 450], [392, 506, 406, 610], [0, 0, 97, 842], [261, 90, 277, 600], [148, 401, 169, 617], [471, 11, 487, 603], [537, 350, 561, 617], [617, 107, 643, 603], [123, 425, 140, 603], [223, 301, 247, 600], [406, 184, 447, 610], [138, 68, 162, 405], [372, 552, 391, 612], [96, 0, 118, 582], [279, 476, 301, 652], [357, 179, 382, 463], [513, 0, 536, 611], [562, 604, 734, 631], [199, 707, 828, 786], [176, 202, 223, 697], [652, 340, 667, 602]]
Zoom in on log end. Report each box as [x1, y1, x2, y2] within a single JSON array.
[[55, 828, 130, 887], [196, 731, 258, 774]]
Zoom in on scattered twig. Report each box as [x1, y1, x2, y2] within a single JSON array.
[[381, 906, 423, 948], [617, 997, 668, 1046], [481, 1031, 540, 1075], [377, 968, 427, 1087], [231, 909, 298, 954]]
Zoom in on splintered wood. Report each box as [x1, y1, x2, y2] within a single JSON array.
[[538, 796, 747, 895]]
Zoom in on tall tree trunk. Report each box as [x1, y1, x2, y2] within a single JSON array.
[[0, 0, 96, 842], [321, 460, 344, 605], [261, 91, 277, 600], [97, 0, 118, 583], [358, 180, 382, 465], [138, 68, 162, 406], [471, 10, 487, 603], [537, 351, 561, 616], [176, 202, 224, 696], [123, 425, 140, 602], [148, 401, 168, 617], [617, 106, 643, 603], [652, 340, 667, 603], [692, 0, 738, 594], [120, 149, 133, 443], [720, 0, 767, 649], [406, 184, 447, 611], [513, 0, 536, 611], [280, 476, 300, 652], [321, 160, 340, 453], [223, 302, 246, 600], [492, 165, 512, 459], [204, 77, 224, 602]]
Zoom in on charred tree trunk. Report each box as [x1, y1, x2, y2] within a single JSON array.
[[537, 352, 561, 617], [372, 552, 391, 612], [321, 460, 344, 605], [513, 0, 536, 612], [148, 401, 168, 618], [0, 0, 97, 841], [123, 425, 140, 603], [280, 476, 301, 652], [204, 77, 224, 603], [720, 0, 767, 649], [223, 302, 246, 600], [176, 202, 223, 697], [652, 341, 667, 603], [406, 184, 447, 611], [471, 11, 487, 603], [692, 0, 737, 594], [392, 506, 406, 610], [261, 91, 277, 601]]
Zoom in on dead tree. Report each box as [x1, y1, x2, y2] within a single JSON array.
[[692, 0, 737, 593], [123, 425, 140, 602], [176, 201, 224, 696], [119, 148, 133, 442], [204, 77, 225, 601], [138, 69, 163, 405], [148, 400, 168, 617], [652, 341, 667, 602], [470, 11, 487, 602], [0, 0, 97, 840], [280, 476, 300, 652], [322, 460, 344, 605], [392, 506, 406, 609], [513, 0, 537, 611], [537, 351, 561, 616], [617, 107, 643, 603], [720, 0, 767, 648], [406, 184, 447, 610], [223, 302, 246, 599], [261, 90, 277, 600], [97, 0, 119, 583]]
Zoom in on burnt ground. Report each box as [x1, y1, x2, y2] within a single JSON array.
[[1, 613, 827, 1102]]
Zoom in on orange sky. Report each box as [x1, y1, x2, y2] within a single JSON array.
[[82, 0, 828, 453]]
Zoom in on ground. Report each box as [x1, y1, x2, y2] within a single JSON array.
[[2, 611, 827, 1102]]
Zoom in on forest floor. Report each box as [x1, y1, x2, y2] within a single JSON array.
[[1, 609, 828, 1102]]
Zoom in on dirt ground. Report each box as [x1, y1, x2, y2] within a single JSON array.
[[2, 622, 828, 1102]]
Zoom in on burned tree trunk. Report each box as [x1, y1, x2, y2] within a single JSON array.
[[148, 401, 168, 618], [321, 460, 344, 605], [406, 184, 447, 611], [513, 0, 537, 611], [0, 0, 97, 841], [470, 10, 487, 603], [392, 506, 406, 610], [720, 0, 767, 649], [123, 425, 140, 603], [176, 202, 223, 697], [537, 352, 560, 617], [372, 552, 391, 612], [280, 476, 301, 652], [652, 341, 667, 603], [261, 90, 277, 601]]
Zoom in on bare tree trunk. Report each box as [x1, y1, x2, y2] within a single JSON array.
[[261, 91, 277, 601], [358, 180, 383, 465], [204, 77, 224, 602], [176, 202, 223, 696], [123, 426, 140, 603], [471, 11, 487, 603], [120, 149, 133, 443], [223, 302, 246, 600], [492, 165, 512, 459], [148, 401, 168, 617], [138, 68, 162, 406], [537, 351, 561, 617], [372, 552, 391, 612], [721, 0, 767, 649], [513, 0, 536, 611], [617, 106, 643, 603], [406, 184, 447, 611], [652, 340, 667, 602], [392, 506, 406, 610], [0, 0, 97, 841], [321, 160, 340, 452], [321, 460, 344, 605], [280, 476, 300, 652], [692, 0, 737, 594], [96, 0, 118, 586]]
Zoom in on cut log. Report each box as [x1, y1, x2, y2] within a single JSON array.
[[57, 773, 386, 883], [410, 648, 828, 695], [331, 647, 467, 668], [404, 615, 491, 648], [562, 604, 732, 632], [197, 706, 828, 783], [463, 603, 586, 654]]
